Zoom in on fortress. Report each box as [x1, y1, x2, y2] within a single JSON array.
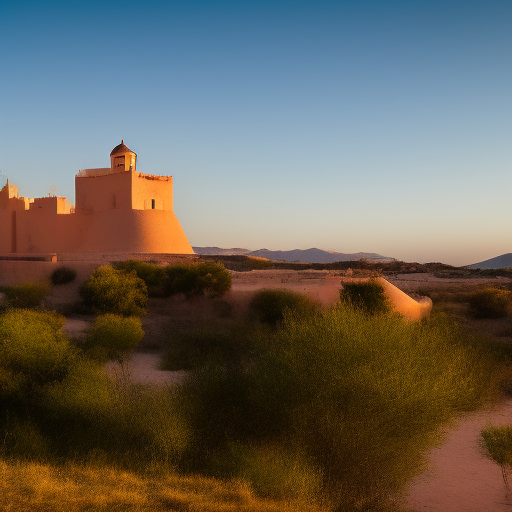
[[0, 141, 194, 256]]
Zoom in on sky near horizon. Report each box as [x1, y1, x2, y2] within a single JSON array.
[[0, 0, 510, 266]]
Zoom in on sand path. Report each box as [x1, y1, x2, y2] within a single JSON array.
[[406, 399, 512, 512], [105, 353, 187, 387], [63, 319, 187, 387]]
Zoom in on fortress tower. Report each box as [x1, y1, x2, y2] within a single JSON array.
[[0, 141, 194, 255]]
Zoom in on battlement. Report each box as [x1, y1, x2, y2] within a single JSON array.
[[76, 168, 123, 178]]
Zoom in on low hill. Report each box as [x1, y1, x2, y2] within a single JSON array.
[[193, 247, 394, 264], [192, 247, 250, 256], [468, 253, 512, 270]]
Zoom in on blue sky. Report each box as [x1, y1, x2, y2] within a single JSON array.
[[1, 0, 510, 266]]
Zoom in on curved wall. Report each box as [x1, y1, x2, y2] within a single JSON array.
[[75, 209, 194, 254]]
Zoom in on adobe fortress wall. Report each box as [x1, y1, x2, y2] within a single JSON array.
[[0, 141, 195, 257]]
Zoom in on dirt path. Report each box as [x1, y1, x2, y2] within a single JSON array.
[[406, 399, 512, 512], [105, 353, 187, 387]]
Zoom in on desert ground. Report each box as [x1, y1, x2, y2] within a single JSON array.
[[61, 268, 512, 512]]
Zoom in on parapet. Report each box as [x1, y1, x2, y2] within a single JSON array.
[[76, 168, 123, 178]]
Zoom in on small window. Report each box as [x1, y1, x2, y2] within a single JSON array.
[[151, 199, 155, 209]]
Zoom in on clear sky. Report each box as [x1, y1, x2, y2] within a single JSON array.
[[1, 0, 510, 266]]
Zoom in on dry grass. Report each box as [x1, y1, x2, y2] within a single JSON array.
[[0, 457, 324, 512]]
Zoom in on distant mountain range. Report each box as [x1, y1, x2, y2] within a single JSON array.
[[193, 247, 394, 264], [467, 253, 512, 270]]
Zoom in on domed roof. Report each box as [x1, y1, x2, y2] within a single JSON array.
[[110, 140, 136, 156]]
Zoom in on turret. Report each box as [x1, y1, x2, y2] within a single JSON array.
[[110, 140, 137, 171]]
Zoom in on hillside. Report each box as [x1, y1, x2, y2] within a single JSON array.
[[193, 247, 394, 264], [468, 253, 512, 269]]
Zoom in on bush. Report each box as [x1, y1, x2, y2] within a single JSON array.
[[79, 265, 148, 316], [84, 314, 144, 362], [481, 425, 512, 487], [113, 260, 166, 296], [249, 289, 320, 326], [50, 266, 77, 285], [181, 307, 499, 509], [1, 282, 51, 309], [163, 322, 259, 371], [165, 262, 231, 298], [0, 309, 72, 393], [0, 309, 189, 470], [467, 288, 511, 319], [339, 279, 391, 314]]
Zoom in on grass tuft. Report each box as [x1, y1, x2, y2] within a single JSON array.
[[481, 425, 512, 488]]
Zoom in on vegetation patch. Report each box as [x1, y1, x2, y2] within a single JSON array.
[[180, 307, 502, 510], [0, 309, 71, 392], [79, 265, 148, 316], [2, 272, 511, 511], [249, 289, 320, 326], [0, 457, 321, 512], [113, 259, 166, 296], [165, 262, 232, 298], [82, 314, 144, 363], [481, 425, 512, 488], [0, 282, 51, 309], [339, 279, 391, 314], [466, 287, 511, 319], [50, 266, 77, 285]]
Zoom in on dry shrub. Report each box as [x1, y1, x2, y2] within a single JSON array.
[[79, 265, 148, 316], [467, 288, 511, 319], [339, 279, 391, 315], [181, 306, 500, 509], [113, 260, 166, 296], [1, 282, 51, 309], [249, 289, 319, 326], [83, 314, 144, 363], [50, 266, 77, 285], [481, 425, 512, 487], [165, 262, 232, 298]]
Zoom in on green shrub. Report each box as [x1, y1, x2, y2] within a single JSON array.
[[113, 260, 166, 296], [79, 265, 148, 316], [339, 279, 391, 314], [228, 443, 323, 503], [481, 425, 512, 487], [50, 266, 77, 285], [249, 289, 320, 326], [3, 418, 51, 459], [467, 288, 511, 319], [43, 358, 115, 422], [84, 314, 144, 362], [164, 264, 196, 296], [0, 309, 188, 469], [165, 262, 232, 298], [2, 282, 51, 309], [246, 256, 274, 270], [181, 307, 499, 509], [0, 309, 72, 393], [163, 322, 258, 371]]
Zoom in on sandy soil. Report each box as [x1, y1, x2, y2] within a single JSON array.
[[62, 318, 91, 337], [105, 353, 187, 387], [63, 319, 186, 386], [388, 272, 512, 293], [406, 399, 512, 512]]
